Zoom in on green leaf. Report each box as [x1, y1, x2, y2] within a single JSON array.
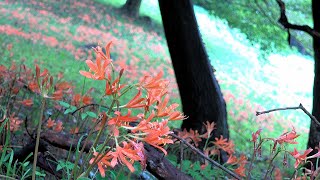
[[87, 111, 98, 118], [22, 161, 30, 167], [70, 106, 77, 111], [182, 160, 192, 170], [81, 113, 88, 120], [56, 164, 63, 171], [35, 171, 46, 177], [77, 178, 91, 180], [64, 109, 73, 114], [65, 161, 74, 170], [58, 101, 70, 108], [64, 106, 77, 114], [193, 161, 201, 172]]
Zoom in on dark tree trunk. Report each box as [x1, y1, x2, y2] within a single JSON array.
[[158, 0, 229, 141], [120, 0, 142, 17], [307, 0, 320, 151]]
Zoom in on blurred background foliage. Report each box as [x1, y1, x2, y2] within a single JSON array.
[[194, 0, 313, 54]]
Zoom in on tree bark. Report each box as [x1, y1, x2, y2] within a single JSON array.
[[307, 0, 320, 151], [158, 0, 229, 141], [120, 0, 142, 17]]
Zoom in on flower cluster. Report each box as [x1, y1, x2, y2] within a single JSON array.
[[251, 128, 320, 178], [80, 41, 185, 176], [178, 121, 247, 177]]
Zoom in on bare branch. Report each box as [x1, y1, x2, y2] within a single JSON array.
[[170, 133, 241, 180], [276, 0, 320, 39], [256, 103, 320, 127]]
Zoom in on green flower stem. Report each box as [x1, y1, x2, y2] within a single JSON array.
[[32, 97, 46, 180], [263, 149, 280, 180], [70, 119, 100, 177], [92, 99, 116, 149], [81, 137, 113, 178]]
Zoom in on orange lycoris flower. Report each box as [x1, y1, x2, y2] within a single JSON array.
[[110, 141, 143, 172], [139, 71, 168, 90], [213, 135, 235, 155], [20, 99, 33, 106], [178, 129, 202, 147], [46, 118, 56, 128], [108, 110, 138, 127], [124, 90, 145, 108], [54, 121, 63, 132], [105, 70, 125, 95], [200, 121, 216, 139], [226, 154, 238, 165], [9, 113, 23, 132], [141, 120, 173, 155], [251, 128, 262, 143], [89, 151, 114, 178], [272, 127, 299, 150], [290, 148, 320, 168], [72, 93, 92, 106], [79, 42, 112, 80], [234, 164, 246, 177]]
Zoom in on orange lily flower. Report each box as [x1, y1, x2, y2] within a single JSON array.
[[80, 42, 113, 80], [167, 111, 186, 121], [80, 58, 110, 80], [226, 154, 238, 165], [124, 90, 145, 108], [52, 90, 63, 100], [213, 135, 235, 155], [105, 77, 125, 95], [141, 120, 173, 155], [55, 81, 73, 90], [140, 71, 168, 90], [28, 81, 40, 93], [290, 148, 320, 168], [47, 118, 56, 128], [90, 151, 114, 177], [251, 128, 262, 143], [145, 88, 167, 111], [156, 95, 179, 117], [94, 41, 113, 60], [108, 110, 138, 127], [200, 121, 216, 139], [20, 99, 33, 106], [111, 141, 143, 172], [234, 164, 246, 177], [54, 121, 63, 132], [9, 113, 23, 132], [72, 94, 92, 106], [273, 128, 299, 150], [132, 111, 155, 133], [178, 129, 202, 147]]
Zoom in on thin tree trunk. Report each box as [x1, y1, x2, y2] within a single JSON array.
[[158, 0, 229, 143], [307, 0, 320, 151]]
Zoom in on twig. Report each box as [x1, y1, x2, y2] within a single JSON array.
[[170, 133, 241, 180], [256, 103, 320, 127], [275, 0, 320, 39], [71, 103, 110, 115]]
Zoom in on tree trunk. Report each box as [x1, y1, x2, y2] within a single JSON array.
[[307, 0, 320, 151], [158, 0, 229, 141], [120, 0, 142, 17]]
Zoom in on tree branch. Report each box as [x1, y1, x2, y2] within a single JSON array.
[[276, 0, 320, 39], [170, 133, 241, 180], [256, 103, 320, 127], [41, 130, 193, 179]]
